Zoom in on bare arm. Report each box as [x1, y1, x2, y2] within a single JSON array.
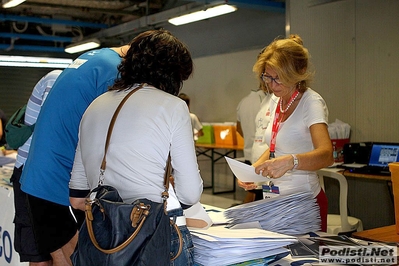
[[196, 128, 204, 137], [252, 149, 270, 167], [254, 123, 334, 178], [70, 197, 86, 211]]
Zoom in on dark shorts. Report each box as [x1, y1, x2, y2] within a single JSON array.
[[26, 193, 83, 254], [10, 166, 52, 262]]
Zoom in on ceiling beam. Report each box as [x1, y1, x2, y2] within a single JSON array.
[[88, 2, 204, 39], [0, 14, 109, 28], [0, 44, 65, 52], [88, 0, 286, 40], [0, 32, 73, 42]]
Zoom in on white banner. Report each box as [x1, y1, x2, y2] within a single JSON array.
[[0, 183, 28, 266]]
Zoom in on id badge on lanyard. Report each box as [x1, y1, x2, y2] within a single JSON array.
[[262, 181, 280, 199]]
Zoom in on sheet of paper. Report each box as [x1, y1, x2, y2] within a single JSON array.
[[224, 156, 269, 183], [183, 202, 213, 229], [191, 226, 296, 240]]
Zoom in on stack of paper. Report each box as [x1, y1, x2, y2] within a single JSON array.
[[224, 192, 320, 235], [191, 226, 296, 266]]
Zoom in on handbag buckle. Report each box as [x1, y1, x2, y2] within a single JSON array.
[[131, 203, 151, 227]]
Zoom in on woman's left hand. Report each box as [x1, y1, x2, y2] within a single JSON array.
[[254, 155, 293, 178]]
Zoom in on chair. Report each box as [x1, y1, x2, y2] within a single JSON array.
[[317, 168, 363, 235]]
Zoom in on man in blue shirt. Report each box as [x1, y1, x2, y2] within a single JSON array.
[[11, 69, 61, 265], [20, 45, 129, 265]]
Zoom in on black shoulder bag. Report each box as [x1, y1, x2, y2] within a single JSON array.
[[71, 84, 183, 266]]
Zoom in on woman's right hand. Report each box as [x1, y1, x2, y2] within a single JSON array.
[[237, 179, 258, 190]]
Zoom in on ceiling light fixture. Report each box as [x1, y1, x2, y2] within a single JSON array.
[[2, 0, 26, 8], [168, 4, 237, 26], [65, 38, 101, 54], [0, 55, 73, 68]]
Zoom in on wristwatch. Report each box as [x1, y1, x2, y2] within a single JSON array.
[[291, 154, 298, 169]]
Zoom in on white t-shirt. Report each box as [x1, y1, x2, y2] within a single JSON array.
[[70, 85, 203, 210], [264, 88, 329, 197], [251, 93, 273, 164], [190, 113, 202, 140], [236, 90, 267, 162]]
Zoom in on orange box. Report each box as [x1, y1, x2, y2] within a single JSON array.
[[388, 162, 399, 234], [331, 138, 350, 162], [213, 124, 237, 146]]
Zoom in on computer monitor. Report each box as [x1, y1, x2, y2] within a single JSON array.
[[368, 143, 399, 168]]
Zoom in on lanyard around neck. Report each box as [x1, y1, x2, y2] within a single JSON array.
[[269, 90, 299, 159], [269, 102, 283, 159]]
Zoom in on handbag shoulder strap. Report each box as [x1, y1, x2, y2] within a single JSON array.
[[97, 83, 171, 204], [100, 85, 142, 173]]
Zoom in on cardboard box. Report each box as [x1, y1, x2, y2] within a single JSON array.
[[388, 162, 399, 234], [196, 124, 214, 144], [213, 123, 237, 146]]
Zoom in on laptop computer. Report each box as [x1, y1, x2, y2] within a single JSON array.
[[340, 142, 399, 176]]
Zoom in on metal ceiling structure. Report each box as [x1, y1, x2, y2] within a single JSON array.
[[0, 0, 285, 54]]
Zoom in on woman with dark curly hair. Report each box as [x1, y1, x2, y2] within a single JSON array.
[[69, 29, 203, 265]]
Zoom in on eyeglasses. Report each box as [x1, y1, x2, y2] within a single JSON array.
[[261, 73, 283, 85]]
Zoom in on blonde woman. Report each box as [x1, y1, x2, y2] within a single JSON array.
[[238, 35, 334, 232]]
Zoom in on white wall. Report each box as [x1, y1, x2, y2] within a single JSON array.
[[170, 0, 399, 143], [163, 7, 286, 124], [288, 0, 398, 229], [182, 48, 261, 123], [288, 0, 399, 143]]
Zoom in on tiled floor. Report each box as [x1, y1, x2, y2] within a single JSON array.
[[196, 152, 247, 209], [200, 188, 243, 209]]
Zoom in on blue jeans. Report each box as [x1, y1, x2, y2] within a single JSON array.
[[169, 208, 194, 266]]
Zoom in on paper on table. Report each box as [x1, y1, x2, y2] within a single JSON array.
[[183, 202, 213, 229], [191, 226, 296, 240], [200, 204, 228, 225], [224, 157, 268, 183]]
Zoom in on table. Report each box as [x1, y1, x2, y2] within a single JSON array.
[[341, 169, 391, 182], [352, 225, 399, 243], [341, 169, 394, 205], [195, 143, 243, 194]]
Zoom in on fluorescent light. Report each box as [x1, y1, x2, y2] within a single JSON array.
[[2, 0, 26, 8], [65, 38, 101, 54], [168, 4, 237, 26], [0, 55, 72, 68]]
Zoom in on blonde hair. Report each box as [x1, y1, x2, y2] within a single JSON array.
[[253, 34, 313, 92]]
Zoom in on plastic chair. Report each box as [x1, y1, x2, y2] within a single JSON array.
[[317, 168, 363, 235]]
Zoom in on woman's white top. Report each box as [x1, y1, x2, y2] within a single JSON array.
[[264, 88, 329, 197], [70, 85, 203, 210]]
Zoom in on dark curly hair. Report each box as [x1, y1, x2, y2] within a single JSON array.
[[110, 29, 193, 95]]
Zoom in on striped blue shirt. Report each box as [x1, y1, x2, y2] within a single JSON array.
[[15, 70, 62, 168]]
